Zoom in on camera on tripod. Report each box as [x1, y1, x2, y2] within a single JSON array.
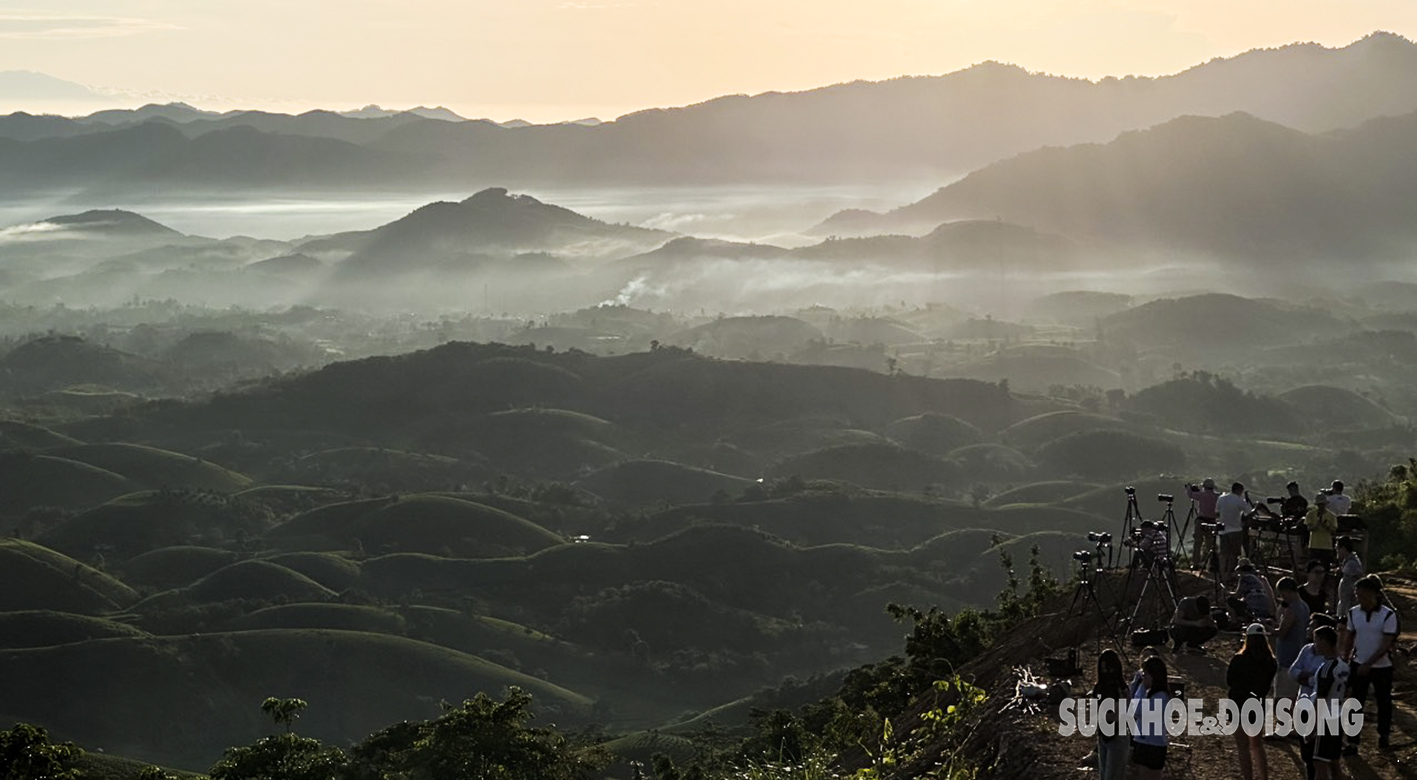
[[1088, 531, 1112, 545], [1265, 496, 1285, 505], [1124, 486, 1137, 496], [1073, 549, 1093, 563], [1156, 493, 1174, 503]]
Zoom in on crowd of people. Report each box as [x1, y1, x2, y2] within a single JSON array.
[[1086, 477, 1400, 779]]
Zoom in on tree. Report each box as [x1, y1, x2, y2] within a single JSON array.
[[210, 699, 345, 780], [0, 723, 82, 780], [347, 687, 607, 780], [260, 698, 307, 734]]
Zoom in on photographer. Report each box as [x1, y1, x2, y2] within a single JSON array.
[[1169, 594, 1217, 652], [1186, 478, 1220, 569], [1281, 481, 1309, 519], [1216, 482, 1256, 577], [1325, 480, 1352, 517], [1304, 493, 1339, 567], [1126, 520, 1169, 569]]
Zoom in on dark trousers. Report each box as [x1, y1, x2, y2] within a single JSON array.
[[1348, 665, 1394, 743], [1169, 624, 1218, 647], [1300, 734, 1314, 780]]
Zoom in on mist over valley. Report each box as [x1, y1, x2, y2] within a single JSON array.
[[5, 29, 1417, 780]]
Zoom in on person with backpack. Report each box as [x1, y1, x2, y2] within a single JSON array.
[[1340, 575, 1399, 754]]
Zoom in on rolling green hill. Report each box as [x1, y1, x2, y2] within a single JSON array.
[[576, 460, 752, 505], [0, 629, 593, 770], [0, 452, 138, 515], [38, 491, 275, 561], [119, 546, 240, 590], [0, 610, 149, 649], [50, 443, 251, 491], [267, 494, 563, 558], [0, 538, 139, 613]]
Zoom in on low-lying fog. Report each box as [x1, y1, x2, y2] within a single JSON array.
[[0, 182, 940, 245]]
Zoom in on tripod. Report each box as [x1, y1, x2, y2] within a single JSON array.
[[1174, 500, 1198, 568], [1069, 554, 1129, 663], [1118, 488, 1143, 569], [1125, 554, 1179, 634], [1157, 497, 1186, 566]]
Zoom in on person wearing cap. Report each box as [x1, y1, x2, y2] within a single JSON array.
[[1187, 478, 1221, 569], [1340, 575, 1398, 753], [1303, 494, 1339, 567], [1326, 481, 1352, 516], [1227, 623, 1277, 780], [1216, 482, 1256, 578]]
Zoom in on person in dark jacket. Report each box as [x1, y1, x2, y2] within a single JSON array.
[[1227, 623, 1277, 780]]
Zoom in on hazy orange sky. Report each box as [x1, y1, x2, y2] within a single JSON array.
[[4, 1, 1417, 122]]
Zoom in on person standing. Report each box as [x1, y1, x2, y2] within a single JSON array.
[[1298, 559, 1330, 616], [1341, 576, 1399, 754], [1217, 482, 1256, 578], [1326, 481, 1352, 517], [1304, 494, 1339, 567], [1273, 577, 1311, 706], [1335, 537, 1363, 617], [1306, 626, 1351, 780], [1290, 614, 1342, 780], [1092, 649, 1129, 780], [1281, 481, 1309, 520], [1128, 655, 1170, 779], [1228, 624, 1277, 780], [1187, 478, 1221, 569]]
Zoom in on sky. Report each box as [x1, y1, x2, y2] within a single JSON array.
[[3, 1, 1417, 123]]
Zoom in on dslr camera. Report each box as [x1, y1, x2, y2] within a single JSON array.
[[1073, 550, 1093, 562], [1088, 531, 1112, 545], [1266, 497, 1285, 505], [1157, 493, 1174, 503], [1124, 486, 1137, 496]]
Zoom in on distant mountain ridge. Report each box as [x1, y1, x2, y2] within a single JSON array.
[[2, 33, 1417, 189], [818, 109, 1417, 262]]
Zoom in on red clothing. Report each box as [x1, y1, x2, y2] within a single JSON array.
[[1187, 486, 1220, 518]]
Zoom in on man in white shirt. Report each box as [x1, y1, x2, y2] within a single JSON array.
[[1215, 482, 1255, 578], [1325, 480, 1352, 517], [1340, 576, 1398, 754]]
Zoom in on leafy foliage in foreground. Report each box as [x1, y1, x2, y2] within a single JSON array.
[[0, 722, 83, 780]]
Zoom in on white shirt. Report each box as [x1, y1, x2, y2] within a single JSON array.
[[1216, 492, 1250, 535], [1346, 604, 1399, 669], [1326, 493, 1352, 516]]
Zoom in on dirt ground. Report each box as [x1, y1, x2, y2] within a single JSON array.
[[950, 572, 1417, 780]]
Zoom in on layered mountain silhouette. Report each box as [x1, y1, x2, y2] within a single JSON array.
[[819, 110, 1417, 263], [330, 188, 671, 276], [3, 33, 1417, 190]]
